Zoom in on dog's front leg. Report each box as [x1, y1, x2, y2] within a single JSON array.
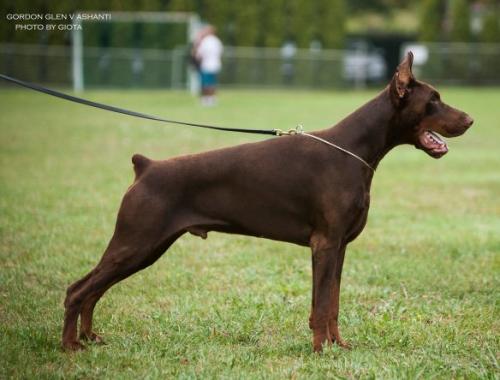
[[309, 233, 343, 353], [327, 245, 351, 349]]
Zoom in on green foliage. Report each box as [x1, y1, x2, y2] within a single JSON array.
[[202, 0, 235, 44], [347, 0, 409, 14], [175, 0, 347, 48], [319, 0, 346, 48], [208, 0, 347, 48], [232, 0, 260, 46], [258, 0, 285, 47], [419, 0, 442, 42], [0, 87, 499, 378], [168, 0, 196, 12], [450, 0, 471, 42], [0, 0, 347, 49], [480, 7, 500, 43], [285, 0, 315, 48]]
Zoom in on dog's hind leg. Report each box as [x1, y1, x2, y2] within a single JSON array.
[[78, 287, 110, 343], [62, 178, 185, 351], [77, 231, 183, 344], [64, 272, 92, 303], [62, 271, 94, 351], [62, 242, 143, 350], [63, 226, 183, 351], [62, 252, 137, 350]]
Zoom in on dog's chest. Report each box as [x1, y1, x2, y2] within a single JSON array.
[[345, 191, 370, 242]]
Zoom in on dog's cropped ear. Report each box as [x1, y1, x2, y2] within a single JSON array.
[[392, 51, 415, 100]]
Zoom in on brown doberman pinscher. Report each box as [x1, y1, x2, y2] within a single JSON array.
[[62, 52, 473, 352]]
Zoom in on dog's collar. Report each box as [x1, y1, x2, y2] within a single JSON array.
[[274, 125, 375, 172]]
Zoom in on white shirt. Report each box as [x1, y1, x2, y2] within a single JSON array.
[[197, 35, 223, 73]]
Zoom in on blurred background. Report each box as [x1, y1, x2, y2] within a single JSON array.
[[1, 3, 499, 378], [1, 0, 499, 91]]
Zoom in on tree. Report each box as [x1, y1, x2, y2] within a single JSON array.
[[480, 7, 500, 43], [167, 0, 196, 12], [419, 0, 442, 42], [232, 0, 259, 46], [450, 0, 471, 42], [203, 0, 235, 45], [258, 0, 285, 47], [318, 0, 346, 49], [284, 0, 314, 48]]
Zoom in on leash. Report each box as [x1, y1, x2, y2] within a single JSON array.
[[0, 73, 275, 136], [0, 73, 374, 171]]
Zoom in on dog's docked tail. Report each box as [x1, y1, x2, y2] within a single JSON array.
[[132, 154, 151, 179]]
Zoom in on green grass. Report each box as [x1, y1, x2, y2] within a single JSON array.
[[0, 87, 498, 379]]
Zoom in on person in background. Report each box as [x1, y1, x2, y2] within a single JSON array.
[[281, 39, 297, 85], [194, 25, 223, 106]]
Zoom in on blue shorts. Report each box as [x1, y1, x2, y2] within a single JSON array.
[[200, 72, 217, 88]]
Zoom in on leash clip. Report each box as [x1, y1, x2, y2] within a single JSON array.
[[273, 124, 304, 136]]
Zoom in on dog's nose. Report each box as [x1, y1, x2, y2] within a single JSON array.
[[464, 115, 474, 127]]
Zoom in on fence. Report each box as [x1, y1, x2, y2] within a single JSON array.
[[409, 43, 500, 86], [1, 43, 500, 89], [0, 43, 349, 90], [0, 44, 185, 89]]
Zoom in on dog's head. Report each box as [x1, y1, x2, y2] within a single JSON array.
[[390, 52, 473, 158]]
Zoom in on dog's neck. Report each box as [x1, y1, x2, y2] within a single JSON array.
[[325, 87, 403, 171]]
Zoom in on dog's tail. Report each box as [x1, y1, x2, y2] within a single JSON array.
[[132, 153, 151, 179]]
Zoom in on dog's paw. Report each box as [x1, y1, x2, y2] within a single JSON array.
[[313, 343, 324, 353], [79, 331, 105, 345], [333, 338, 352, 350], [62, 340, 86, 351]]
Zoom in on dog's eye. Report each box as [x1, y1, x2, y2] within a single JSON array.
[[430, 92, 440, 103], [426, 93, 440, 114], [426, 100, 437, 114]]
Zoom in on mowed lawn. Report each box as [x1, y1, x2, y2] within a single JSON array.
[[0, 87, 498, 379]]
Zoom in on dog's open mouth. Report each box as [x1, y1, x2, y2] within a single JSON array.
[[418, 130, 448, 158]]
